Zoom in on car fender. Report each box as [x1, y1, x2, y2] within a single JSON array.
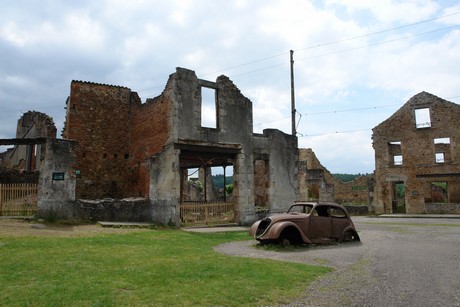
[[262, 221, 312, 244], [249, 220, 262, 238]]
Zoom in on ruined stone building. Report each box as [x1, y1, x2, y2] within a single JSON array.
[[3, 67, 395, 223], [0, 111, 56, 173], [44, 67, 299, 225], [298, 148, 373, 214], [372, 92, 460, 214]]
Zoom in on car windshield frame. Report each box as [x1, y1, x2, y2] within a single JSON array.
[[287, 204, 314, 214]]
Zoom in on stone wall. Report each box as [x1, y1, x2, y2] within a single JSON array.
[[63, 81, 133, 199], [3, 111, 56, 171], [425, 203, 460, 214], [51, 68, 300, 225], [299, 148, 373, 206], [373, 92, 460, 214], [37, 139, 77, 220], [73, 198, 152, 222]]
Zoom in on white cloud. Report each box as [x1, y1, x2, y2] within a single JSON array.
[[326, 0, 439, 24], [368, 29, 460, 96], [300, 131, 375, 173], [0, 0, 458, 174]]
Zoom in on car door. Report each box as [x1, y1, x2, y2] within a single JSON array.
[[330, 207, 350, 240], [308, 205, 332, 240]]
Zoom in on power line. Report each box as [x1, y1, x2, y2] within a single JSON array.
[[297, 25, 460, 63], [301, 104, 401, 116], [296, 11, 460, 53], [300, 128, 372, 137], [137, 11, 460, 93]]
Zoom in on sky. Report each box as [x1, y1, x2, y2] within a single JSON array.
[[1, 0, 459, 174]]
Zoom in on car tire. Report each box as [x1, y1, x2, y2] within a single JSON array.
[[342, 230, 359, 242], [279, 237, 291, 247]]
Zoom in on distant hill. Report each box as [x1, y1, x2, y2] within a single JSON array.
[[332, 173, 369, 182], [212, 174, 234, 189], [212, 173, 366, 186]]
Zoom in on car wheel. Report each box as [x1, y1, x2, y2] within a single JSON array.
[[342, 230, 359, 242], [279, 237, 291, 247]]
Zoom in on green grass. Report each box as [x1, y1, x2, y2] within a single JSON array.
[[0, 229, 331, 306]]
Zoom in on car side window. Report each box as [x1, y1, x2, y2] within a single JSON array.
[[330, 207, 347, 218], [313, 206, 329, 217]]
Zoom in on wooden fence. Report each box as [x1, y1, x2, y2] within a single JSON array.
[[180, 201, 235, 227], [0, 183, 38, 216]]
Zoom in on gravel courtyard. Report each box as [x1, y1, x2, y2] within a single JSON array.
[[215, 216, 460, 306]]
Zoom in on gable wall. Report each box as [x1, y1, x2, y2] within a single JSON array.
[[373, 92, 460, 213]]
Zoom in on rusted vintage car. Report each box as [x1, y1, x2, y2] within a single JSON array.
[[249, 202, 360, 246]]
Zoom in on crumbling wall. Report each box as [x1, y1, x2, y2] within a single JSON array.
[[262, 129, 299, 213], [56, 68, 300, 225], [130, 79, 174, 197], [4, 111, 56, 170], [373, 92, 460, 214], [298, 148, 373, 207], [63, 81, 134, 199]]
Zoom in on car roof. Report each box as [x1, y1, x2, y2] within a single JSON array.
[[292, 201, 346, 209]]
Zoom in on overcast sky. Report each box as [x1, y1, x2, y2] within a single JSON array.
[[1, 0, 459, 174]]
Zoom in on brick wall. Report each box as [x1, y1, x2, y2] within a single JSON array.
[[129, 94, 173, 196], [63, 80, 174, 199], [65, 81, 133, 198]]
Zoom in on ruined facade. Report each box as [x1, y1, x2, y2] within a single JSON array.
[[298, 148, 373, 213], [372, 92, 460, 214], [0, 111, 56, 172], [52, 67, 299, 225]]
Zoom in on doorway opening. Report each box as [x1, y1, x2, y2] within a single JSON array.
[[392, 182, 406, 213]]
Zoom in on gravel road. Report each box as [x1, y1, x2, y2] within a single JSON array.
[[214, 217, 460, 306]]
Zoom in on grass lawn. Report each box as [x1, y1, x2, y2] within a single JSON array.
[[0, 226, 331, 306]]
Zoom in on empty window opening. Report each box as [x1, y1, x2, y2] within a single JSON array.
[[210, 166, 234, 201], [201, 86, 217, 128], [435, 152, 445, 163], [103, 153, 107, 159], [430, 182, 448, 203], [309, 183, 320, 200], [434, 137, 450, 144], [185, 168, 203, 202], [415, 108, 431, 128], [124, 153, 129, 159], [254, 159, 269, 208], [388, 141, 402, 167], [434, 138, 451, 162], [114, 153, 118, 159], [393, 155, 403, 166], [183, 166, 234, 202]]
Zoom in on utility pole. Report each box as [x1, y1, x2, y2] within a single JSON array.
[[290, 50, 296, 136]]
